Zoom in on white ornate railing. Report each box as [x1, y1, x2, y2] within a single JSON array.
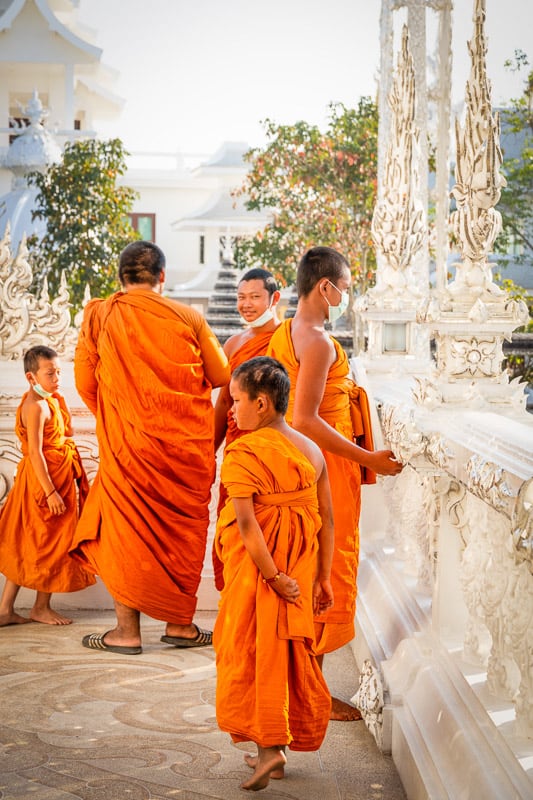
[[351, 373, 533, 798], [352, 2, 533, 797]]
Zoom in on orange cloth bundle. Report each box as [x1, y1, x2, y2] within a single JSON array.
[[214, 427, 331, 750]]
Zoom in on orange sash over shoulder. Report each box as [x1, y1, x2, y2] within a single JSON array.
[[0, 394, 93, 593], [268, 320, 375, 641], [70, 290, 229, 624], [214, 428, 330, 751]]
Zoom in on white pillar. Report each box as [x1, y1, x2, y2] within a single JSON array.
[[64, 63, 75, 131]]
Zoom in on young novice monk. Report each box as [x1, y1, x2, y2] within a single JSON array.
[[214, 356, 335, 792], [0, 345, 93, 626]]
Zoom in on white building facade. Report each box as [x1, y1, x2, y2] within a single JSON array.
[[0, 0, 267, 296]]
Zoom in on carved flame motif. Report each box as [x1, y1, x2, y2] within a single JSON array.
[[448, 0, 506, 296], [0, 224, 72, 359], [371, 25, 425, 292]]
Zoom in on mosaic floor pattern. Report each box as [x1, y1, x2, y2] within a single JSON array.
[[0, 610, 406, 799]]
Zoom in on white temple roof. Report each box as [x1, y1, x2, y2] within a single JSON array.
[[0, 0, 101, 63], [173, 191, 267, 232]]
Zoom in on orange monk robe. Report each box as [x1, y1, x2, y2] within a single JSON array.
[[214, 427, 331, 750], [0, 394, 93, 593], [267, 320, 375, 654], [70, 290, 230, 624], [213, 330, 275, 590]]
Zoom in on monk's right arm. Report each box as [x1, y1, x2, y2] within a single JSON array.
[[26, 402, 65, 515], [231, 496, 301, 603]]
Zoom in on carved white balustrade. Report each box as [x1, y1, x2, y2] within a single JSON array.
[[352, 2, 533, 797], [355, 377, 533, 798]]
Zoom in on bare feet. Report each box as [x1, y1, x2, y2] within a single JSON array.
[[330, 696, 362, 721], [241, 746, 287, 791], [244, 753, 285, 780], [29, 608, 72, 625], [0, 611, 32, 627]]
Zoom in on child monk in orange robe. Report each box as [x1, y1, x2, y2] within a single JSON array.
[[214, 356, 335, 792], [0, 345, 93, 627]]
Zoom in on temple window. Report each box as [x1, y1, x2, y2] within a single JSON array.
[[129, 213, 156, 241]]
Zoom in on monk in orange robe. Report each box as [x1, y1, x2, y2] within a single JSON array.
[[212, 268, 281, 589], [0, 345, 93, 627], [70, 241, 230, 655], [214, 356, 334, 791], [268, 246, 403, 720]]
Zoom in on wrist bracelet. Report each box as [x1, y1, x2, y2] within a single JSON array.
[[262, 572, 282, 584], [45, 489, 56, 499]]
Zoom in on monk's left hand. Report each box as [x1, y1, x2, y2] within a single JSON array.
[[273, 573, 301, 603]]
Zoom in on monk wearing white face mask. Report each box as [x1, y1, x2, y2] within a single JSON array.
[[268, 245, 403, 722]]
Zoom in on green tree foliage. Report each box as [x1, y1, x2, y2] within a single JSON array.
[[496, 50, 533, 267], [28, 138, 139, 313], [234, 99, 378, 291]]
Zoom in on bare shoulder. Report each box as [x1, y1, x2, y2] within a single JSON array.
[[291, 320, 334, 363], [21, 394, 50, 428], [224, 330, 249, 359]]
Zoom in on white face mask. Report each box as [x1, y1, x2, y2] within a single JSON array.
[[324, 280, 349, 323], [33, 383, 54, 398], [241, 302, 275, 329]]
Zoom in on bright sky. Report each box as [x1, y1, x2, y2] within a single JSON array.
[[77, 0, 533, 157]]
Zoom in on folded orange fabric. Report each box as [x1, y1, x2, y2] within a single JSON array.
[[268, 320, 375, 643], [214, 427, 330, 750], [70, 290, 229, 624], [0, 394, 93, 593]]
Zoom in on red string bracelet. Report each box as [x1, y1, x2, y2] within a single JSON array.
[[45, 489, 56, 499]]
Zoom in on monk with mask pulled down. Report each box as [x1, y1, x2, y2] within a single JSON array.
[[268, 246, 403, 720], [71, 241, 230, 654], [212, 268, 281, 589]]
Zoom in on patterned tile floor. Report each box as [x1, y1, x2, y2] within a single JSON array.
[[0, 610, 406, 799]]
